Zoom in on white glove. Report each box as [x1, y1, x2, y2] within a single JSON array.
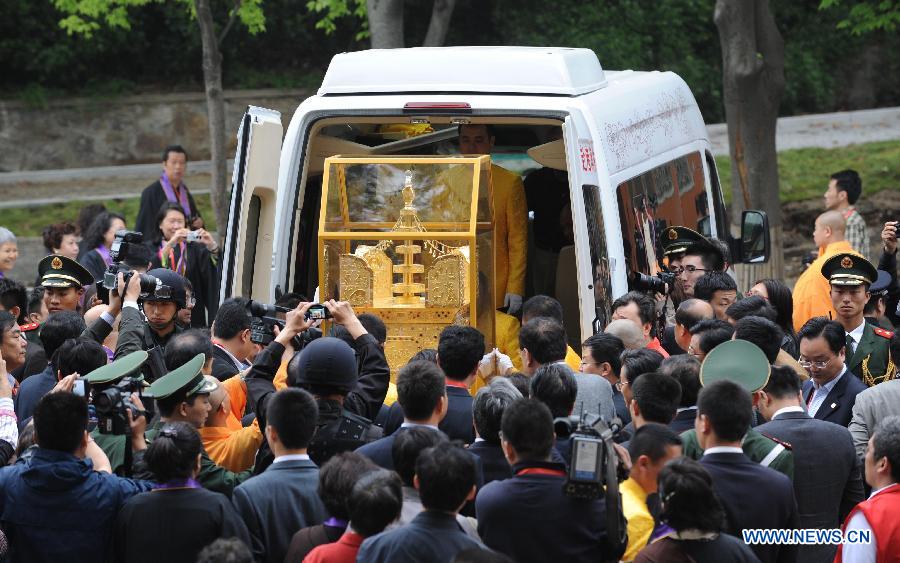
[[503, 293, 523, 316], [478, 349, 515, 381]]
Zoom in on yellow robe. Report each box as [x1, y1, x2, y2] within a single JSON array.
[[433, 163, 528, 308], [792, 241, 859, 332]]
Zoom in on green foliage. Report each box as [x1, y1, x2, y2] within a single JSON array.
[[820, 0, 900, 34], [306, 0, 368, 39], [715, 140, 900, 204]]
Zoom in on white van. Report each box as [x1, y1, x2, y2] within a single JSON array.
[[221, 46, 768, 350]]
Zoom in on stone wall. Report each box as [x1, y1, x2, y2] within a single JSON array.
[[0, 89, 312, 172]]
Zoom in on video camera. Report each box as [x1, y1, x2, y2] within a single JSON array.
[[245, 300, 321, 349], [76, 376, 152, 435], [554, 410, 628, 555], [101, 230, 170, 299]]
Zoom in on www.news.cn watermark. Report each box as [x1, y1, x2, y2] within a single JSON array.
[[743, 529, 871, 545]]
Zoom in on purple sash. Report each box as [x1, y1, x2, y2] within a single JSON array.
[[160, 172, 191, 218], [154, 478, 202, 491], [95, 245, 112, 267]]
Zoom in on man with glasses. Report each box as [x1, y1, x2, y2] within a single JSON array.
[[823, 252, 894, 387], [798, 317, 867, 427]]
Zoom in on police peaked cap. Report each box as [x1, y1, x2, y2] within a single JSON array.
[[287, 337, 358, 394]]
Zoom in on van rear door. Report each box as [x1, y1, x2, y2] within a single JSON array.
[[220, 106, 283, 302]]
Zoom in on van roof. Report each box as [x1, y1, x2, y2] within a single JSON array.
[[319, 47, 607, 96]]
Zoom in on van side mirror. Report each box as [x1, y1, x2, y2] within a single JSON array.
[[740, 210, 770, 263]]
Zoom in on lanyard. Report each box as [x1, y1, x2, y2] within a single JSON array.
[[154, 478, 201, 491], [516, 467, 566, 477], [159, 241, 187, 276], [446, 380, 469, 390]]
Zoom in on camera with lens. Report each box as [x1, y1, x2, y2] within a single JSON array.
[[630, 270, 676, 294], [246, 300, 320, 349], [93, 376, 150, 435], [102, 230, 170, 300]]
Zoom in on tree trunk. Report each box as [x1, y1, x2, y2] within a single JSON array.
[[195, 0, 229, 241], [423, 0, 456, 46], [714, 0, 785, 285], [367, 0, 405, 48]]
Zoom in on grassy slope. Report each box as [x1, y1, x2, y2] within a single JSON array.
[[715, 140, 899, 204], [1, 140, 897, 236]]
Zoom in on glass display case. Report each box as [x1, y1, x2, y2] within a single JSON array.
[[319, 155, 496, 371]]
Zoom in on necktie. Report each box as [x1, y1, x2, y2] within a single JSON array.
[[846, 332, 855, 356]]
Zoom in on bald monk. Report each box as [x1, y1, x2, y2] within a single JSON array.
[[792, 210, 861, 331]]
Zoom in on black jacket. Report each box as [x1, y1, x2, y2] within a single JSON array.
[[211, 344, 245, 382], [245, 332, 390, 472], [383, 384, 476, 444], [801, 368, 867, 428], [755, 410, 864, 563], [466, 441, 512, 485], [700, 451, 799, 563], [135, 180, 202, 239]]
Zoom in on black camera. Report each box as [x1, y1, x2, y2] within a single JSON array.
[[305, 303, 332, 321], [554, 410, 628, 555], [245, 300, 320, 349], [93, 376, 150, 435], [630, 271, 676, 294], [101, 230, 170, 299]]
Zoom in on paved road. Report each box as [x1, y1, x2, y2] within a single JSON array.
[[2, 106, 899, 210]]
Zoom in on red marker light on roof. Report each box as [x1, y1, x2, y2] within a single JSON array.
[[403, 102, 472, 109]]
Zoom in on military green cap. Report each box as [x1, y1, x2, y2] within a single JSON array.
[[148, 353, 215, 400], [83, 350, 149, 385], [700, 339, 771, 392], [821, 253, 877, 287], [39, 254, 95, 289], [659, 226, 707, 257]]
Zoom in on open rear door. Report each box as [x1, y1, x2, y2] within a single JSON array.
[[220, 106, 283, 302]]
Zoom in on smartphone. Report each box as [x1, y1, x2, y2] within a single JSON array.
[[73, 377, 90, 398], [305, 304, 332, 321]]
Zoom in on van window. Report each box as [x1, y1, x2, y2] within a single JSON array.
[[615, 152, 708, 279], [582, 184, 612, 332], [705, 151, 728, 239], [241, 195, 261, 298]]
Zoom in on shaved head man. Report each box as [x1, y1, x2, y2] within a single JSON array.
[[674, 299, 714, 353], [605, 319, 646, 350], [793, 210, 862, 331]]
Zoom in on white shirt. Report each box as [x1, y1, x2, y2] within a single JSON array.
[[772, 405, 806, 420], [676, 406, 698, 414], [841, 483, 900, 563], [272, 454, 311, 464], [808, 367, 847, 418], [703, 446, 744, 456], [400, 422, 440, 430], [847, 320, 867, 356]]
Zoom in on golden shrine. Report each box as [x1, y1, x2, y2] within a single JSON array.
[[318, 155, 496, 372]]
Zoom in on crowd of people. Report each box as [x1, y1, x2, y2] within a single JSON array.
[[0, 143, 897, 563]]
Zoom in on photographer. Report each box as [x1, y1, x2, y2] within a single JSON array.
[[245, 300, 389, 471], [80, 349, 152, 476], [149, 201, 220, 327], [475, 398, 622, 562], [113, 267, 189, 360]]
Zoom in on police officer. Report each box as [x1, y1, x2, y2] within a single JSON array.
[[83, 350, 151, 476], [135, 352, 252, 496], [679, 339, 795, 479], [37, 254, 94, 315], [822, 253, 894, 386], [114, 268, 188, 365], [244, 300, 390, 472], [864, 269, 894, 330]]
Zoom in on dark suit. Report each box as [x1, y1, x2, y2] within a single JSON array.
[[466, 441, 511, 485], [669, 407, 697, 434], [756, 410, 864, 563], [383, 384, 476, 444], [802, 368, 867, 427], [358, 511, 483, 563], [356, 425, 441, 470], [701, 451, 799, 563], [211, 344, 246, 382], [475, 461, 619, 562], [231, 458, 326, 563]]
